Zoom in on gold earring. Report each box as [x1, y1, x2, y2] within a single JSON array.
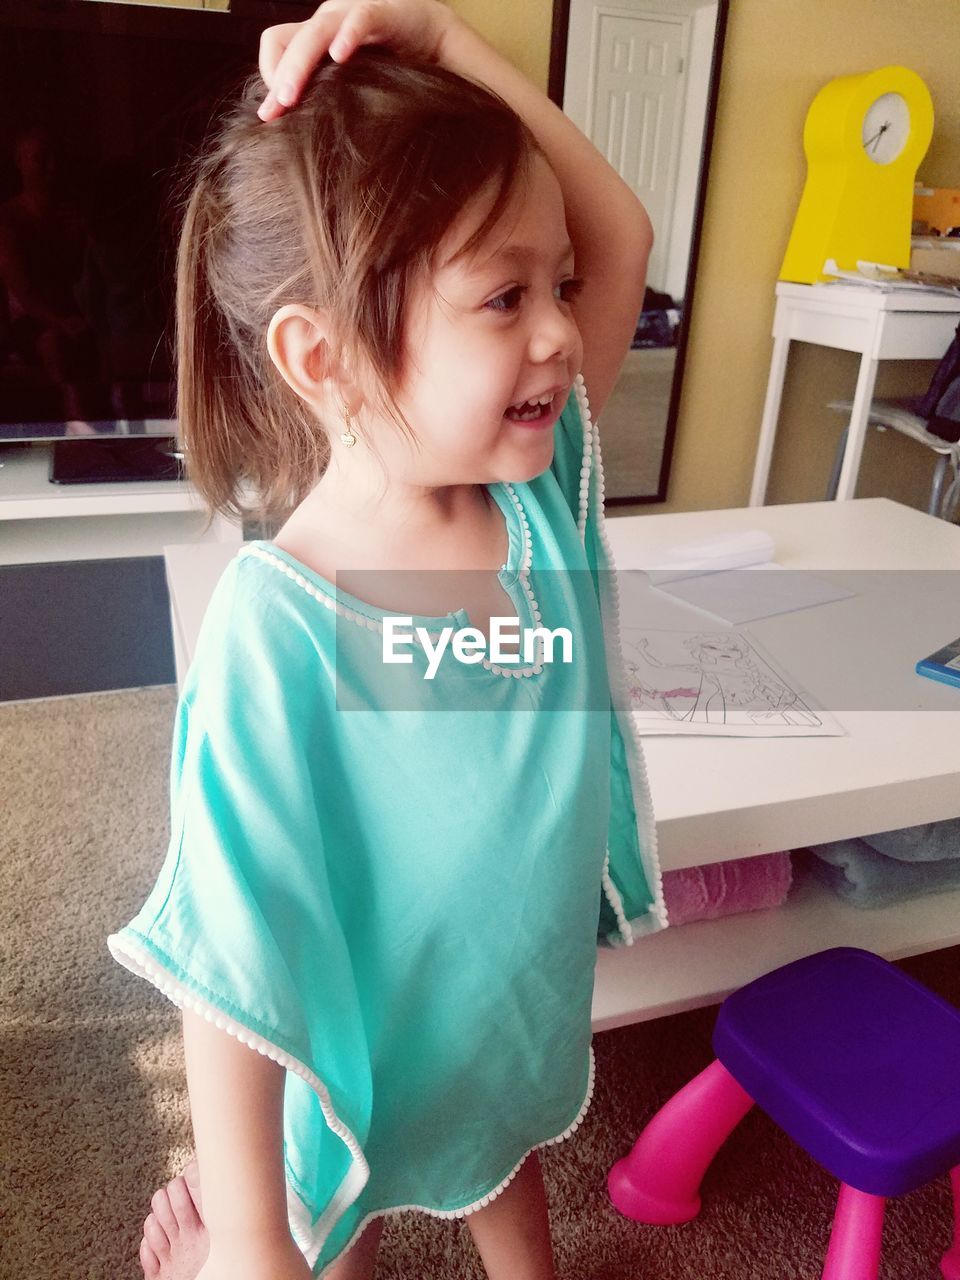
[[340, 404, 358, 448]]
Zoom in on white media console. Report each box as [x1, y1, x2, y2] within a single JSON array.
[[0, 441, 243, 567]]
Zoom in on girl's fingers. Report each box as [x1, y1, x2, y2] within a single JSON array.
[[257, 90, 280, 122], [257, 9, 344, 112], [327, 1, 396, 63], [256, 1, 445, 122], [257, 22, 302, 90]]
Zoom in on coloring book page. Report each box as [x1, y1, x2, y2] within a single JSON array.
[[621, 628, 844, 737]]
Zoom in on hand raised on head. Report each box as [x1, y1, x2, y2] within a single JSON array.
[[257, 0, 454, 122]]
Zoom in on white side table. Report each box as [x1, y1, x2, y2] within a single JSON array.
[[749, 282, 960, 507]]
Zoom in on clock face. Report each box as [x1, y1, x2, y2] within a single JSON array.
[[861, 92, 911, 164]]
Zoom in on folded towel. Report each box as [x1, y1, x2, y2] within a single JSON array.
[[804, 839, 960, 908], [662, 851, 793, 926], [860, 818, 960, 864]]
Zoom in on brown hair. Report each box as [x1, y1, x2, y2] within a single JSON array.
[[174, 50, 537, 522]]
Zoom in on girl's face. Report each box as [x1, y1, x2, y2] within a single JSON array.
[[694, 641, 745, 668], [387, 153, 583, 487]]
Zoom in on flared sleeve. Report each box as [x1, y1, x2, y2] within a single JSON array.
[[552, 376, 668, 945], [107, 559, 372, 1251]]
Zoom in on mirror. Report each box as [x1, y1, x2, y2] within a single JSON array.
[[550, 0, 727, 504]]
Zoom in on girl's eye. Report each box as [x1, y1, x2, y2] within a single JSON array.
[[485, 286, 526, 313], [484, 277, 584, 313], [555, 277, 585, 304]]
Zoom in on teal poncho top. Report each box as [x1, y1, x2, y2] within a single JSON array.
[[108, 376, 666, 1274]]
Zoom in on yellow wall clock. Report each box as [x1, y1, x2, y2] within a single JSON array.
[[779, 66, 934, 284]]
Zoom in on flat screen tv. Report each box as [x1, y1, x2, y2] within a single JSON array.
[[0, 0, 313, 455]]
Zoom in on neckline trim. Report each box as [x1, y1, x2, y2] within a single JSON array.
[[238, 379, 595, 681], [240, 484, 554, 678], [243, 481, 524, 631]]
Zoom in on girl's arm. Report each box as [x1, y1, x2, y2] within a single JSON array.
[[435, 15, 653, 420], [181, 1009, 312, 1280], [258, 0, 653, 420]]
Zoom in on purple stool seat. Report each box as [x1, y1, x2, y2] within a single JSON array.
[[713, 947, 960, 1197], [608, 947, 960, 1280]]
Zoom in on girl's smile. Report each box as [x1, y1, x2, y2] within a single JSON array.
[[504, 385, 568, 428]]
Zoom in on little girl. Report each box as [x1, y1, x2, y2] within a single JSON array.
[[108, 3, 666, 1278]]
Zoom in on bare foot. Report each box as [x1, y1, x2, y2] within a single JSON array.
[[139, 1159, 209, 1280]]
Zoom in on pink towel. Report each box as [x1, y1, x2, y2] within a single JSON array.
[[662, 851, 793, 926]]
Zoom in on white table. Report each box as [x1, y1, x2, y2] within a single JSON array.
[[163, 498, 960, 1029], [749, 282, 960, 507]]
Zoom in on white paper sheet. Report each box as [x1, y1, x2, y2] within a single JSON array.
[[644, 530, 854, 624]]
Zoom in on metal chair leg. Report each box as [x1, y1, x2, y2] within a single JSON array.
[[827, 425, 849, 501], [931, 452, 949, 517]]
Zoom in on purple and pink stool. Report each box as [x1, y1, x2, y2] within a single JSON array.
[[608, 948, 960, 1279]]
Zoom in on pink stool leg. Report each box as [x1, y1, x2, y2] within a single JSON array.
[[941, 1165, 960, 1280], [607, 1058, 754, 1224], [821, 1183, 885, 1280]]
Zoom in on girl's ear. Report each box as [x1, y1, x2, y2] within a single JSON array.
[[266, 303, 361, 414]]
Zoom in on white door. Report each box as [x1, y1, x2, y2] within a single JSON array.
[[565, 6, 688, 293]]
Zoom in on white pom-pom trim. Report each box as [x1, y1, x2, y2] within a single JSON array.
[[106, 933, 597, 1276], [577, 380, 668, 940]]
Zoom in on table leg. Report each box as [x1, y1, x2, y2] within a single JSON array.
[[211, 512, 245, 543], [749, 333, 792, 507], [834, 354, 879, 501]]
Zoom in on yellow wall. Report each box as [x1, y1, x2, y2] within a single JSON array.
[[451, 0, 960, 516], [448, 0, 554, 88]]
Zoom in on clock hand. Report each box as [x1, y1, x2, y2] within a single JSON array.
[[865, 122, 891, 153]]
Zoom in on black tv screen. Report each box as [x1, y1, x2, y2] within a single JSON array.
[[0, 0, 313, 443]]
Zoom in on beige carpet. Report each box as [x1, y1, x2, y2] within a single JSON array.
[[2, 685, 957, 1279]]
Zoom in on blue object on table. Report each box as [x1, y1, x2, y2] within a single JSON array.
[[917, 658, 960, 688], [917, 634, 960, 689]]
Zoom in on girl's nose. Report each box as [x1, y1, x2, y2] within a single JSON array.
[[528, 296, 581, 366]]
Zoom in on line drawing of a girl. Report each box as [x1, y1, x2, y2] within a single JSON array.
[[628, 633, 822, 726]]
